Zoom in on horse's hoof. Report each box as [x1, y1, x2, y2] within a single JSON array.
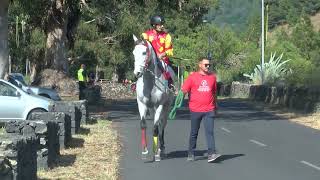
[[141, 153, 148, 160], [141, 148, 148, 160]]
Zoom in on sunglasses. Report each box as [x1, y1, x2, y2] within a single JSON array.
[[203, 64, 211, 68]]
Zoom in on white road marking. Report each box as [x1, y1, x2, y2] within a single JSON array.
[[300, 161, 320, 171], [249, 139, 267, 147], [221, 127, 231, 133]]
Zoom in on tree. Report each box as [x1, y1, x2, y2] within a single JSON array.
[[7, 0, 82, 82], [70, 0, 218, 81], [291, 14, 318, 59], [0, 0, 9, 79], [43, 0, 81, 73]]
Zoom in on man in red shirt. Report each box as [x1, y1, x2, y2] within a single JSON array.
[[142, 15, 175, 89], [181, 57, 221, 163]]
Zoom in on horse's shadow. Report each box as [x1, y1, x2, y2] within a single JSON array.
[[165, 150, 244, 163]]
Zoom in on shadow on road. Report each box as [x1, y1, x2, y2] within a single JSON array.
[[101, 97, 290, 123], [166, 150, 207, 159], [165, 150, 245, 163], [193, 153, 245, 163], [213, 153, 245, 163]]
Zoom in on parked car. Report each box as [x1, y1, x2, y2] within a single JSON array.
[[8, 73, 61, 101], [0, 79, 51, 121]]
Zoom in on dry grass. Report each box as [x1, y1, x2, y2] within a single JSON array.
[[274, 112, 320, 130], [310, 12, 320, 31], [60, 96, 79, 101], [268, 12, 320, 39], [38, 120, 121, 180]]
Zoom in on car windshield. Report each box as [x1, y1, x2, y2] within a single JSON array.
[[11, 74, 27, 86], [7, 74, 29, 93]]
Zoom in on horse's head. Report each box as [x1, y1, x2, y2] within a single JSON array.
[[132, 34, 151, 78]]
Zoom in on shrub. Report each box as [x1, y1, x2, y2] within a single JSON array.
[[243, 52, 292, 85]]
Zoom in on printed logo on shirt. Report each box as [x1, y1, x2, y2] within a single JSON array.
[[198, 80, 210, 92]]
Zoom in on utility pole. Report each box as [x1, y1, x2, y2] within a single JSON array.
[[9, 55, 11, 74], [208, 36, 212, 61], [261, 0, 265, 84]]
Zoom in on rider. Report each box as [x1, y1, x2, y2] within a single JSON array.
[[142, 15, 175, 90]]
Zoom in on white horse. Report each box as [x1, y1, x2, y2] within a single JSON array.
[[132, 34, 174, 161]]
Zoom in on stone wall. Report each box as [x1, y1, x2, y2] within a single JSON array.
[[221, 82, 320, 113], [49, 102, 80, 134], [0, 134, 38, 180], [0, 100, 90, 178], [100, 81, 135, 99], [69, 100, 88, 124], [0, 157, 14, 180], [217, 82, 231, 97], [84, 85, 101, 105], [30, 112, 71, 150], [4, 120, 59, 170]]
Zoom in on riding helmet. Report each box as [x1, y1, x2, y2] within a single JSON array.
[[150, 15, 165, 26]]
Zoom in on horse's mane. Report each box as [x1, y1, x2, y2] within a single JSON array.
[[135, 39, 155, 56]]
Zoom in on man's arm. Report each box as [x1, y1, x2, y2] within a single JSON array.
[[181, 74, 192, 95]]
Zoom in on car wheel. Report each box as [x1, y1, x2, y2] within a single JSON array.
[[26, 108, 47, 120]]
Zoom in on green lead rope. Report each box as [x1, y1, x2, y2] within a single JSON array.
[[169, 90, 184, 120]]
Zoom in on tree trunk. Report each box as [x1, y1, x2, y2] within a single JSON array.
[[0, 0, 9, 79], [95, 65, 99, 82], [44, 0, 68, 73], [30, 62, 38, 84]]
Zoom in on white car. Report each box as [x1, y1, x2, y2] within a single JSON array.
[[8, 73, 61, 101], [0, 79, 52, 121]]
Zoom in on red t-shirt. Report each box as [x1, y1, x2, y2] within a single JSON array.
[[181, 72, 217, 112]]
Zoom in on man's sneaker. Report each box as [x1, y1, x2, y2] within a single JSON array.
[[187, 154, 195, 161], [208, 153, 221, 163]]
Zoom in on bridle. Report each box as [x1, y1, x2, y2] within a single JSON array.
[[136, 41, 152, 78], [134, 40, 175, 94], [142, 41, 152, 69]]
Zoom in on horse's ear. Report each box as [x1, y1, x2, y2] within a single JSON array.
[[133, 34, 139, 43]]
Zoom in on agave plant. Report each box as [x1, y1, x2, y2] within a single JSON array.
[[244, 52, 292, 85]]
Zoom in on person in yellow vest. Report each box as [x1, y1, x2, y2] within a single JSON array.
[[77, 64, 87, 100]]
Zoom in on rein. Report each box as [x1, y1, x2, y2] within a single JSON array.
[[135, 42, 152, 79], [135, 41, 175, 94], [142, 42, 152, 70]]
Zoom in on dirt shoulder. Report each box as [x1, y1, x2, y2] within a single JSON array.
[[38, 120, 121, 180]]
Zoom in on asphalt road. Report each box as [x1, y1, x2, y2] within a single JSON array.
[[110, 99, 320, 180]]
